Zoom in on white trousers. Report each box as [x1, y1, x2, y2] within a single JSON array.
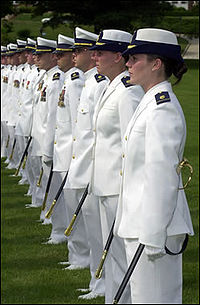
[[30, 156, 44, 206], [81, 194, 105, 294], [124, 235, 185, 304], [99, 195, 131, 304], [63, 188, 90, 267], [1, 121, 9, 158]]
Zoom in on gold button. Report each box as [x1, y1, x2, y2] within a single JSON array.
[[122, 154, 125, 158], [125, 136, 127, 141], [73, 137, 76, 141], [72, 154, 75, 159], [120, 170, 122, 176], [93, 128, 96, 132], [54, 141, 56, 144], [81, 109, 84, 112]]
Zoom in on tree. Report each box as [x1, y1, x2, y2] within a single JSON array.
[[2, 0, 173, 33]]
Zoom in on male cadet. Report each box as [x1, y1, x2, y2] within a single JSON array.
[[25, 42, 46, 207], [15, 38, 38, 197], [89, 29, 145, 303], [64, 27, 109, 300], [14, 39, 32, 185], [30, 37, 65, 224], [1, 46, 9, 158], [5, 43, 21, 170], [42, 33, 77, 244]]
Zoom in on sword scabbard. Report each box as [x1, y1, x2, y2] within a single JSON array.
[[95, 250, 108, 279], [64, 214, 77, 236], [45, 199, 56, 219]]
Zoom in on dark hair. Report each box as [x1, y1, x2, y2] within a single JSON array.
[[147, 54, 188, 85]]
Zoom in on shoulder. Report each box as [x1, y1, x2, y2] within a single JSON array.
[[121, 76, 133, 88], [155, 91, 171, 105], [94, 73, 106, 83], [71, 71, 80, 80]]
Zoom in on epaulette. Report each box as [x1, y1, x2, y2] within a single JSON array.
[[95, 73, 106, 83], [71, 72, 79, 80], [121, 76, 133, 87], [52, 72, 60, 81], [155, 92, 171, 105]]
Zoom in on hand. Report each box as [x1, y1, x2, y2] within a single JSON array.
[[145, 245, 166, 261], [42, 155, 53, 166]]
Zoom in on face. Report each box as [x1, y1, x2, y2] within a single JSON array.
[[56, 52, 73, 72], [126, 54, 155, 90], [10, 53, 19, 66], [36, 52, 56, 70], [18, 51, 27, 64], [25, 51, 34, 65], [94, 50, 120, 76], [73, 47, 92, 72]]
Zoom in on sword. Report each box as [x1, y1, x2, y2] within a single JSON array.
[[36, 167, 44, 187], [15, 137, 32, 176], [112, 243, 145, 304], [64, 183, 89, 236], [9, 138, 16, 160], [95, 219, 115, 279], [41, 163, 54, 211], [45, 171, 69, 219]]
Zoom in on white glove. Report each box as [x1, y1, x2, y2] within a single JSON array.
[[42, 155, 53, 166], [145, 245, 166, 261]]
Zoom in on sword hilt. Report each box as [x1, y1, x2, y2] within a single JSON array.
[[64, 214, 77, 236], [22, 155, 27, 169], [177, 158, 193, 189]]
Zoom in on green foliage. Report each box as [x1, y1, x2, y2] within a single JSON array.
[[17, 29, 31, 40], [155, 16, 199, 36]]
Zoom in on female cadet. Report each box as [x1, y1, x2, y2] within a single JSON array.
[[114, 28, 194, 304]]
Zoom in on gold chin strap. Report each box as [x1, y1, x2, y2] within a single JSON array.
[[177, 158, 193, 190]]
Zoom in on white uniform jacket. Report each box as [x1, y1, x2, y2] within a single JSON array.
[[15, 65, 38, 136], [31, 66, 64, 157], [66, 67, 109, 189], [53, 67, 85, 171], [90, 71, 144, 196], [1, 64, 9, 122], [114, 81, 194, 249]]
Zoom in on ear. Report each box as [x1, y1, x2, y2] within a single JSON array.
[[152, 58, 162, 71], [114, 52, 122, 63]]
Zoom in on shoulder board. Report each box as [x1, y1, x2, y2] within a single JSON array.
[[95, 73, 106, 83], [52, 72, 60, 81], [155, 91, 171, 105], [121, 76, 133, 88], [71, 72, 79, 80]]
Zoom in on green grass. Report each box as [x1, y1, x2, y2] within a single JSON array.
[[1, 164, 104, 304], [1, 59, 199, 304]]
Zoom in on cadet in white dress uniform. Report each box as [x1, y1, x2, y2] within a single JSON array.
[[15, 38, 38, 197], [62, 27, 103, 272], [6, 43, 21, 169], [43, 34, 77, 244], [31, 37, 65, 223], [114, 28, 194, 304], [1, 46, 9, 158], [64, 27, 109, 300], [89, 29, 145, 304], [14, 39, 31, 185], [26, 53, 46, 207]]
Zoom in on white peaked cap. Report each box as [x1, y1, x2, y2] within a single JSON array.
[[135, 28, 178, 45], [27, 37, 36, 45], [58, 34, 74, 45], [100, 29, 132, 43], [37, 37, 57, 48]]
